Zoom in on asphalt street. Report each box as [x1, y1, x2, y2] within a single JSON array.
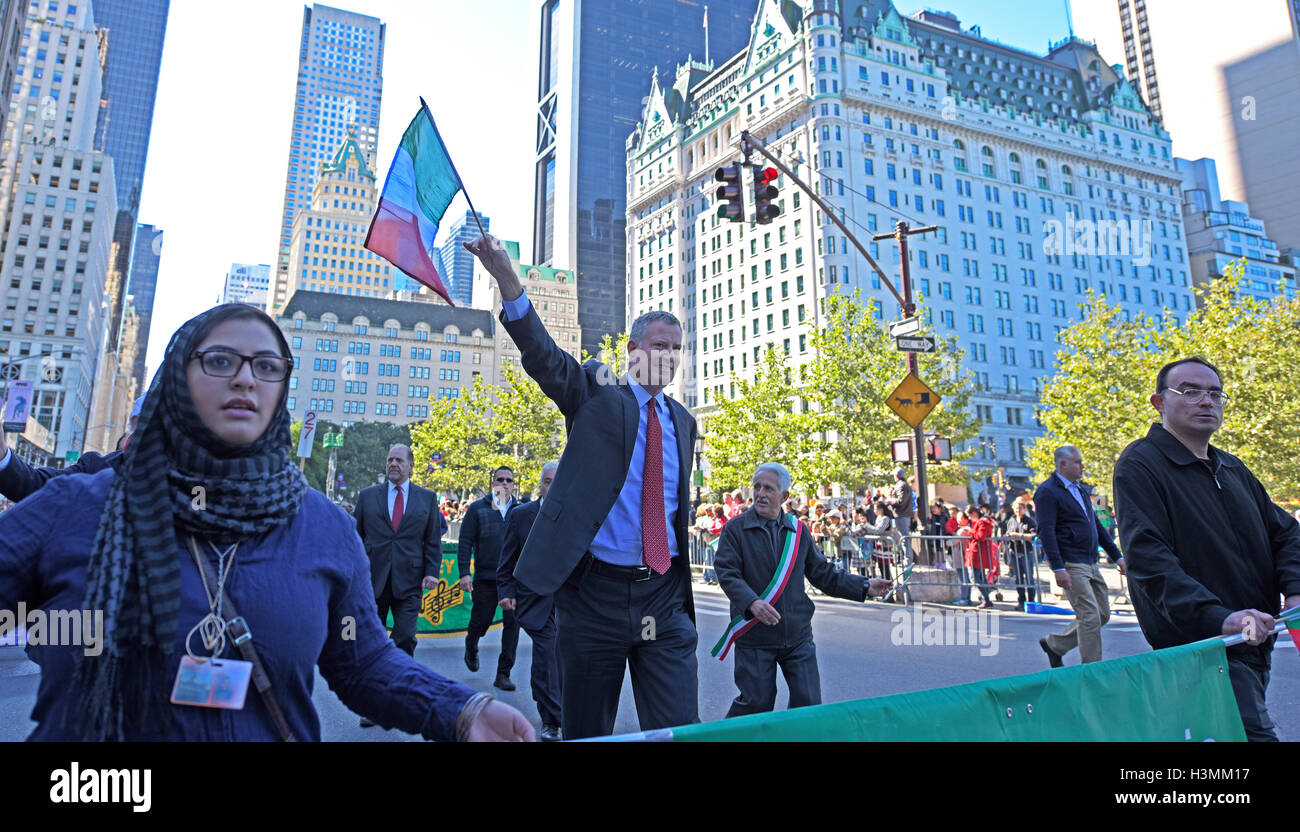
[[1, 582, 1294, 741]]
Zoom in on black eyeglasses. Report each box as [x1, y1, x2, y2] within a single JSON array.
[[494, 476, 514, 483], [191, 349, 292, 382]]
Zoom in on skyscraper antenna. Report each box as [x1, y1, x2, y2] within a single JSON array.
[[1064, 0, 1075, 38], [703, 5, 710, 66]]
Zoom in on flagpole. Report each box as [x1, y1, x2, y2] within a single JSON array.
[[420, 97, 489, 239], [703, 5, 710, 65]]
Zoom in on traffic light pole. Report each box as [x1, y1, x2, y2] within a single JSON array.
[[874, 221, 938, 516], [739, 130, 906, 310]]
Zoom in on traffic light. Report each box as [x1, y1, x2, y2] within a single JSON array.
[[714, 164, 744, 222], [752, 165, 780, 223]]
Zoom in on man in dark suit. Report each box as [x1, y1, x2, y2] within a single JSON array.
[[458, 465, 521, 691], [1034, 445, 1126, 667], [354, 443, 444, 660], [467, 234, 699, 740], [498, 460, 563, 741]]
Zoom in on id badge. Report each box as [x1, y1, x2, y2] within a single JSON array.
[[170, 655, 253, 710]]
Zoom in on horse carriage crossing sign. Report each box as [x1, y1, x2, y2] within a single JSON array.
[[885, 372, 940, 429]]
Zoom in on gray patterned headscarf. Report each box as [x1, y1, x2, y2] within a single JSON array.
[[71, 303, 307, 740]]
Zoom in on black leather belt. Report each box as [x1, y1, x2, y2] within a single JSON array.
[[583, 554, 665, 582]]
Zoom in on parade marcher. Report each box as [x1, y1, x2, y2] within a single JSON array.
[[1113, 357, 1300, 741], [497, 461, 563, 741], [713, 463, 889, 716], [0, 393, 146, 502], [0, 303, 531, 741], [458, 465, 522, 691], [353, 444, 446, 727], [467, 234, 699, 740], [1035, 445, 1125, 667]]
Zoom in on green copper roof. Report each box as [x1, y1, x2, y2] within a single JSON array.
[[321, 130, 375, 180]]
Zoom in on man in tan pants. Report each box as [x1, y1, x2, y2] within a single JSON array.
[[1033, 446, 1125, 665]]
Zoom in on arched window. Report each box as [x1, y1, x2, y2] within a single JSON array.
[[981, 145, 993, 157], [953, 139, 965, 151], [1035, 158, 1047, 169], [1061, 164, 1072, 176], [1008, 152, 1020, 164]]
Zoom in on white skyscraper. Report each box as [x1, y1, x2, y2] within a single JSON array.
[[0, 1, 119, 463], [269, 4, 385, 314], [626, 0, 1192, 488]]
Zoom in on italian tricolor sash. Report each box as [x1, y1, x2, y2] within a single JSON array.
[[711, 514, 803, 661]]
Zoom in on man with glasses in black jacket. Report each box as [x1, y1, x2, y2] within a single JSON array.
[[1113, 356, 1300, 741]]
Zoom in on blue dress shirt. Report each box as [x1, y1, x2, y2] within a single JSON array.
[[1055, 472, 1090, 514], [501, 291, 680, 566]]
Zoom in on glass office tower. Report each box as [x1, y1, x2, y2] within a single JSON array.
[[533, 0, 754, 355]]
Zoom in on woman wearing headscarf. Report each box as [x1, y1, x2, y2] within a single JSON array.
[[0, 304, 533, 741]]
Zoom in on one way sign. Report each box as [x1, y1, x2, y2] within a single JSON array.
[[895, 335, 936, 353]]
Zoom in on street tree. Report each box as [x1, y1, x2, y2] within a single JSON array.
[[409, 374, 498, 499], [289, 418, 411, 500], [803, 290, 981, 494], [702, 344, 833, 494], [489, 362, 565, 496], [1028, 262, 1300, 501]]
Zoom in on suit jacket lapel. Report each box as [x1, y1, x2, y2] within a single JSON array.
[[667, 397, 691, 492]]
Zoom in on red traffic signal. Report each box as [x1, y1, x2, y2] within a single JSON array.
[[752, 165, 780, 223], [715, 164, 744, 222]]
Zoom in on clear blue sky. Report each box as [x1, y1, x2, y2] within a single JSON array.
[[136, 0, 1078, 381]]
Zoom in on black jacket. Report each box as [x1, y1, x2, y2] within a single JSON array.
[[714, 508, 867, 648], [1033, 473, 1122, 570], [497, 500, 553, 632], [0, 448, 122, 503], [355, 481, 445, 599], [1113, 424, 1300, 668], [457, 494, 518, 579]]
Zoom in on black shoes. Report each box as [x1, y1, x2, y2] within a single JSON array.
[[464, 639, 479, 672], [1039, 637, 1063, 669], [360, 717, 375, 728], [539, 724, 561, 742], [493, 671, 516, 691]]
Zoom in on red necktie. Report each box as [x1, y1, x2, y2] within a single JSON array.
[[392, 486, 404, 531], [641, 400, 670, 574]]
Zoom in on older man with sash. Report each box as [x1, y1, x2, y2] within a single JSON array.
[[712, 462, 891, 716]]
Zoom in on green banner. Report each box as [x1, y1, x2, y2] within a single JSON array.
[[667, 640, 1245, 741], [385, 541, 503, 638]]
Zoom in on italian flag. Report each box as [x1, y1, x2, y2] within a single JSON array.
[[1285, 609, 1300, 656], [364, 99, 461, 306]]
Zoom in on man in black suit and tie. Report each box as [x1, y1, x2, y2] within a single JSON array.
[[355, 444, 444, 658], [1034, 445, 1126, 667], [498, 460, 563, 741], [467, 234, 699, 740]]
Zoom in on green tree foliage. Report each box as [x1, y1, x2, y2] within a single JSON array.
[[489, 362, 566, 495], [583, 331, 629, 377], [703, 345, 833, 494], [701, 291, 980, 496], [408, 363, 564, 500], [803, 291, 981, 493], [1029, 262, 1300, 501], [289, 418, 411, 500]]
